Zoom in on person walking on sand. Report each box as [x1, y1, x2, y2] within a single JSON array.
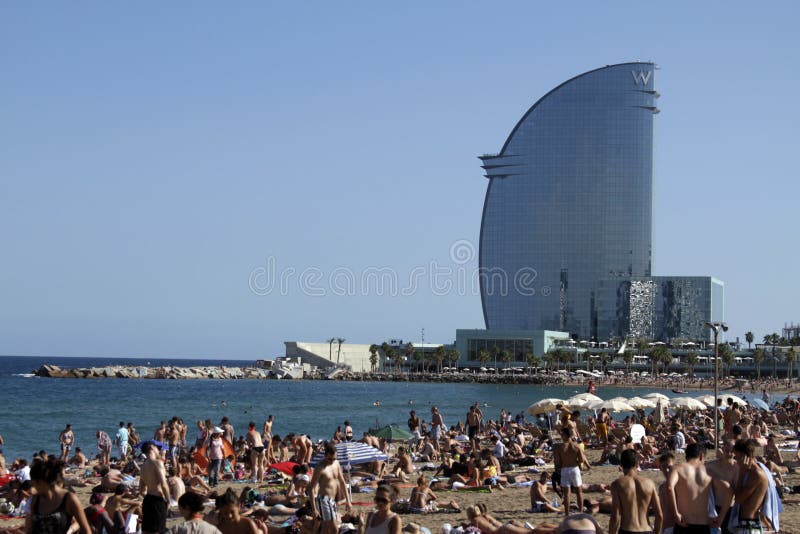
[[309, 442, 351, 534], [430, 407, 444, 452], [263, 415, 275, 464], [665, 443, 714, 534], [555, 426, 590, 516], [140, 441, 171, 534], [609, 449, 662, 534], [206, 427, 225, 488]]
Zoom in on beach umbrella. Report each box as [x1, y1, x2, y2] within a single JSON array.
[[608, 396, 629, 403], [589, 399, 635, 412], [696, 395, 717, 407], [748, 398, 770, 411], [370, 425, 413, 441], [627, 396, 656, 409], [671, 397, 707, 411], [133, 439, 168, 451], [569, 393, 603, 403], [643, 392, 670, 402], [309, 441, 388, 468], [721, 395, 747, 406], [527, 398, 565, 415]]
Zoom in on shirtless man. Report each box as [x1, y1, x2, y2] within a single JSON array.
[[430, 406, 444, 452], [555, 427, 590, 516], [246, 422, 266, 483], [705, 440, 738, 533], [467, 405, 482, 449], [610, 449, 662, 534], [154, 421, 167, 442], [308, 442, 351, 534], [665, 443, 714, 534], [658, 453, 676, 534], [263, 415, 275, 463], [60, 424, 75, 461], [391, 446, 415, 481], [529, 472, 562, 513], [167, 421, 181, 474], [732, 439, 768, 533], [70, 447, 87, 469], [106, 484, 142, 529], [139, 441, 171, 534]]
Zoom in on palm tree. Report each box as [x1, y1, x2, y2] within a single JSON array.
[[448, 349, 460, 370], [753, 348, 765, 378], [559, 349, 573, 372], [623, 350, 635, 373], [500, 349, 512, 371], [368, 344, 379, 373], [526, 352, 539, 375], [434, 345, 446, 373], [545, 350, 558, 371], [599, 353, 610, 374], [386, 347, 396, 373], [787, 347, 797, 384], [718, 343, 735, 377], [327, 338, 336, 361], [477, 348, 490, 370], [414, 350, 425, 373], [765, 333, 781, 377], [686, 351, 698, 378], [336, 338, 345, 364], [490, 345, 500, 373], [650, 346, 671, 375], [745, 331, 754, 350], [392, 349, 404, 373], [405, 343, 416, 372]]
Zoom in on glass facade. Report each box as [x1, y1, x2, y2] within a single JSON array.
[[595, 277, 724, 342], [479, 63, 658, 340], [455, 329, 571, 365]]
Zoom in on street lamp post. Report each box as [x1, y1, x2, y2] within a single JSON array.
[[705, 321, 728, 450]]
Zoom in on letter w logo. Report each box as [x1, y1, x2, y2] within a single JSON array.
[[631, 70, 652, 85]]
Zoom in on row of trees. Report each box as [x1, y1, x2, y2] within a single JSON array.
[[367, 342, 461, 374], [358, 332, 799, 380]]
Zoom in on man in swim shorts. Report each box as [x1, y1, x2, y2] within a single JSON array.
[[555, 427, 590, 516], [140, 441, 170, 534], [246, 422, 265, 483], [430, 406, 444, 452], [609, 449, 662, 534], [309, 442, 351, 534]]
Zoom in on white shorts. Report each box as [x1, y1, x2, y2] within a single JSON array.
[[561, 466, 582, 487]]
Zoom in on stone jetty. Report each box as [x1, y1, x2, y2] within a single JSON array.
[[34, 364, 273, 380], [32, 364, 572, 385]]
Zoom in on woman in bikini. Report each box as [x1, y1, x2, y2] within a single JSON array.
[[408, 475, 460, 513], [25, 458, 91, 534], [359, 484, 401, 534]]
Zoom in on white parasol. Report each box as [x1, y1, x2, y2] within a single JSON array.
[[671, 397, 707, 411], [527, 398, 565, 415]]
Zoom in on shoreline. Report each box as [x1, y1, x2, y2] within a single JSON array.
[[31, 364, 800, 393]]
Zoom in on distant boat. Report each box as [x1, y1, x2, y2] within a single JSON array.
[[671, 389, 687, 394]]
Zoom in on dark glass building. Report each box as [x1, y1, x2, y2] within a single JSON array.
[[479, 62, 659, 340], [595, 276, 724, 342]]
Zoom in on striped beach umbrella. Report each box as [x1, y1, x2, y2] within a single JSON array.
[[309, 441, 388, 467]]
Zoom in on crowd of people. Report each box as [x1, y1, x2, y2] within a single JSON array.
[[0, 391, 797, 534]]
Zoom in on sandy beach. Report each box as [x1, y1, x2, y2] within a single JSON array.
[[2, 446, 799, 534]]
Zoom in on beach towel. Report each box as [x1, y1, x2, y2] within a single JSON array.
[[727, 463, 783, 532]]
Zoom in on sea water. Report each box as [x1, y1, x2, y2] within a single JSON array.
[[0, 355, 714, 461]]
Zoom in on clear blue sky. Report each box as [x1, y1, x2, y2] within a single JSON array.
[[2, 3, 798, 359]]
